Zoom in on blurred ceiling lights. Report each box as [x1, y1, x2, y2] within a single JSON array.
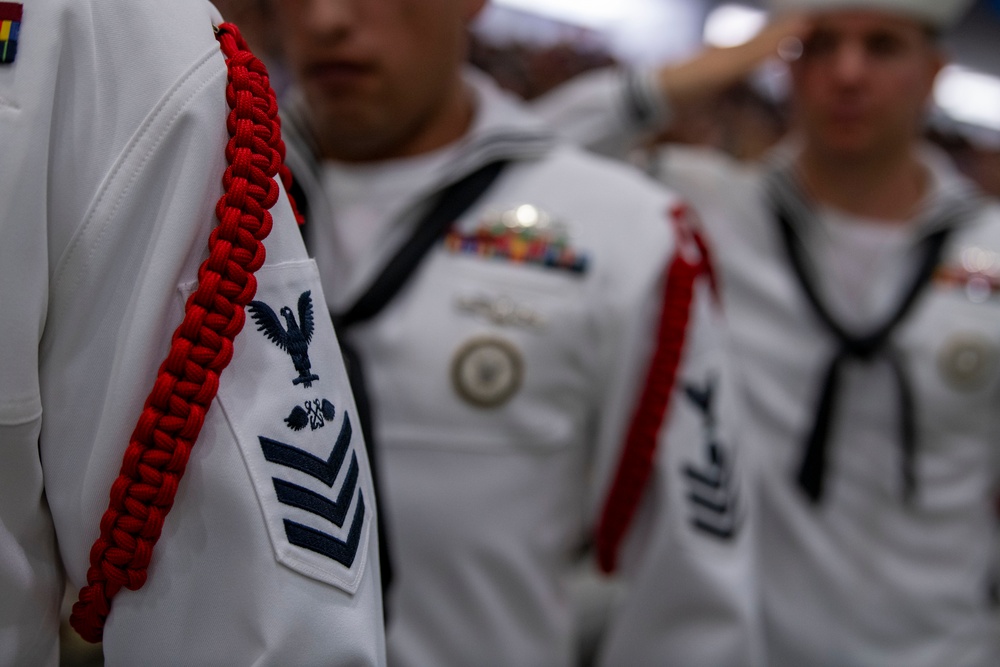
[[703, 4, 767, 47], [935, 65, 1000, 132], [487, 0, 701, 62], [491, 0, 655, 30]]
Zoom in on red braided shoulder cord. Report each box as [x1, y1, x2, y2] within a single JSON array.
[[70, 23, 298, 642], [595, 203, 708, 573]]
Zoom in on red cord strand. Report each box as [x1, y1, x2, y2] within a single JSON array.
[[595, 205, 709, 574], [70, 23, 290, 642]]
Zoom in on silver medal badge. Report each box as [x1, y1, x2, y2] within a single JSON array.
[[451, 335, 524, 408], [937, 332, 1000, 392]]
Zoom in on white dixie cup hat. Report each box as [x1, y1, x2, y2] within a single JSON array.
[[768, 0, 976, 30]]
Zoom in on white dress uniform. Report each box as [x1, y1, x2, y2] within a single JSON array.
[[533, 61, 1000, 666], [0, 1, 385, 665], [282, 69, 763, 667]]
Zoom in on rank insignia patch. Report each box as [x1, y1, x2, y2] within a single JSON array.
[[682, 377, 741, 540], [444, 204, 589, 275], [203, 261, 373, 594], [260, 413, 366, 568], [0, 3, 21, 64]]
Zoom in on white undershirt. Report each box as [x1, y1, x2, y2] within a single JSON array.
[[313, 144, 460, 306], [812, 209, 923, 500], [815, 208, 915, 330]]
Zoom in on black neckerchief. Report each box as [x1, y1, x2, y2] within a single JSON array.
[[772, 199, 952, 505], [328, 160, 508, 330]]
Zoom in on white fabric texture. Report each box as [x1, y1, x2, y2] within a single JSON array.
[[318, 145, 460, 302], [282, 70, 763, 667], [0, 0, 386, 664]]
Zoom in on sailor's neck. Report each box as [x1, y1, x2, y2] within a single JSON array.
[[796, 146, 929, 224]]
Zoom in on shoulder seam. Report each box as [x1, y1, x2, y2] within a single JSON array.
[[51, 44, 224, 294]]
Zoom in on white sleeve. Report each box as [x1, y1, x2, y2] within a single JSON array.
[[589, 208, 764, 666], [0, 424, 61, 667], [529, 68, 671, 159], [1, 1, 73, 663], [597, 279, 764, 666], [1, 0, 386, 664]]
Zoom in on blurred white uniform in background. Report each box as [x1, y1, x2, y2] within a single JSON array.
[[535, 0, 1000, 664], [283, 64, 763, 666]]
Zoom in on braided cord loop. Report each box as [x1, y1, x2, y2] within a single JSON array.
[[70, 23, 292, 642], [595, 204, 709, 573]]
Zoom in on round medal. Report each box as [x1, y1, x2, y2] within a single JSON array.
[[451, 336, 524, 407], [937, 333, 999, 392]]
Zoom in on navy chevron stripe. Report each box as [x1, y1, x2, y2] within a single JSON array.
[[259, 413, 352, 486], [684, 441, 739, 539], [273, 454, 360, 527], [692, 516, 738, 539], [684, 464, 724, 488], [283, 492, 366, 568], [689, 491, 733, 514]]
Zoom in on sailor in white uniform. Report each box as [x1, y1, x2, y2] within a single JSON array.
[[535, 0, 1000, 664], [0, 1, 386, 664], [275, 0, 763, 665]]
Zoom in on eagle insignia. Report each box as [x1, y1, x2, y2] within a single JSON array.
[[248, 290, 320, 388]]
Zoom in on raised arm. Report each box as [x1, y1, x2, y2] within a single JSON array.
[[530, 13, 811, 157]]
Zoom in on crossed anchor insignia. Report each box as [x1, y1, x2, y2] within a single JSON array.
[[248, 290, 320, 388], [285, 398, 337, 432]]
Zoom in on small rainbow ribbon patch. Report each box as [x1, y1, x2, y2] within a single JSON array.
[[445, 204, 590, 275], [0, 3, 22, 64], [934, 246, 1000, 301]]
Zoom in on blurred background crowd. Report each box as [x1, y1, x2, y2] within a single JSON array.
[[215, 0, 1000, 192]]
